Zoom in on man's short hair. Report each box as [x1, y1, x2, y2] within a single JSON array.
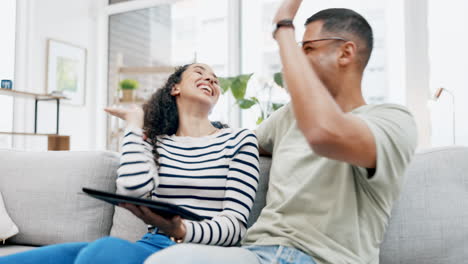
[[305, 8, 374, 68]]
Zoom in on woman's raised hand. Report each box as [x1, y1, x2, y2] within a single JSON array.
[[104, 105, 144, 129]]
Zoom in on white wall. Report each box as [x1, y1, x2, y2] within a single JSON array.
[[428, 0, 468, 147], [404, 0, 432, 149], [14, 0, 100, 150]]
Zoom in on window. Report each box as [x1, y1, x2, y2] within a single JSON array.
[[106, 0, 230, 150]]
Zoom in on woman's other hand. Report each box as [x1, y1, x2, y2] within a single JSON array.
[[104, 105, 144, 129], [119, 203, 186, 241]]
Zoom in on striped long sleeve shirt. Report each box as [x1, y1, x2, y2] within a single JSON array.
[[116, 126, 260, 246]]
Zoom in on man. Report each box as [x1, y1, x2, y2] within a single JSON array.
[[145, 0, 417, 263]]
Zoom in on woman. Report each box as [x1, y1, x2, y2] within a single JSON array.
[[0, 63, 259, 264]]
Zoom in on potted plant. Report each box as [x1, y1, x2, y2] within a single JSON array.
[[220, 72, 285, 124], [119, 79, 139, 102]]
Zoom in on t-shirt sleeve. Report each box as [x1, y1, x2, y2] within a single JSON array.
[[255, 104, 288, 153], [356, 104, 418, 211]]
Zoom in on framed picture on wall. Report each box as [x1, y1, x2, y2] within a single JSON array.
[[46, 39, 87, 106]]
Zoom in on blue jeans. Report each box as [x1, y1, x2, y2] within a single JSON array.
[[145, 244, 316, 264], [0, 232, 175, 264]]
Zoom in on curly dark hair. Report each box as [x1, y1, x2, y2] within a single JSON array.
[[142, 63, 227, 166]]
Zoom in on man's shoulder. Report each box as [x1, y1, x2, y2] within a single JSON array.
[[354, 103, 411, 115], [357, 103, 417, 153], [259, 103, 292, 128], [354, 103, 415, 125]]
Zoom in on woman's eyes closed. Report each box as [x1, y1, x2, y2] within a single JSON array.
[[194, 70, 218, 85]]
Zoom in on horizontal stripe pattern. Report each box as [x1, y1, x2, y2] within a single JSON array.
[[116, 126, 259, 246]]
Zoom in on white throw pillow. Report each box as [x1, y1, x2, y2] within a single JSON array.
[[0, 191, 19, 244]]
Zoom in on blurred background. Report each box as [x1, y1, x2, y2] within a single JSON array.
[[0, 0, 466, 151]]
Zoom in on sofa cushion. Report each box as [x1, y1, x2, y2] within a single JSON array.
[[0, 191, 19, 243], [247, 156, 271, 228], [380, 147, 468, 264], [110, 206, 148, 242], [0, 245, 37, 256], [0, 150, 120, 246]]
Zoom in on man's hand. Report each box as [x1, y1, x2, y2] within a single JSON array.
[[273, 0, 303, 24], [104, 105, 144, 129], [120, 203, 186, 240]]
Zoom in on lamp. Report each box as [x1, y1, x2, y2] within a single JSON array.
[[432, 87, 455, 145]]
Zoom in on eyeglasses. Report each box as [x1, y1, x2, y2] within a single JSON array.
[[298, 37, 349, 47]]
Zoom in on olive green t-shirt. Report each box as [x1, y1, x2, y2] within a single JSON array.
[[242, 103, 417, 264]]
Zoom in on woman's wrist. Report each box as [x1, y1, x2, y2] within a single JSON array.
[[170, 222, 186, 243]]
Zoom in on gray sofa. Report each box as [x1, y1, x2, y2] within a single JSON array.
[[0, 147, 467, 263]]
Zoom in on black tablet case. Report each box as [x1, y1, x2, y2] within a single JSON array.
[[82, 187, 204, 221]]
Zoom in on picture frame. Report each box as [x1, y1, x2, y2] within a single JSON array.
[[46, 39, 87, 106]]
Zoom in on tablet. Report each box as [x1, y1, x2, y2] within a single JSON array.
[[82, 187, 204, 221]]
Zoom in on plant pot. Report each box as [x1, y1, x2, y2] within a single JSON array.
[[121, 90, 135, 102]]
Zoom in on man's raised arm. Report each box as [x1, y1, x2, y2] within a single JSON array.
[[272, 0, 376, 168]]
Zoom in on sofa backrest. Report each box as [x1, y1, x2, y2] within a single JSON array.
[[380, 146, 468, 263], [0, 150, 119, 246]]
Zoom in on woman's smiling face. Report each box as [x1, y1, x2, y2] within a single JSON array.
[[171, 63, 221, 110]]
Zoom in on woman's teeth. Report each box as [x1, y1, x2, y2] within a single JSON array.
[[199, 85, 212, 95]]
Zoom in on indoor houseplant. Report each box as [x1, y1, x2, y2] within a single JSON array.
[[119, 79, 139, 102], [220, 72, 285, 124]]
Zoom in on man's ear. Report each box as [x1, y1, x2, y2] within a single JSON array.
[[171, 85, 180, 96], [338, 41, 357, 67]]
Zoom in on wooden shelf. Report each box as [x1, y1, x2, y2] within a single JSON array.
[[0, 132, 70, 151], [0, 132, 58, 136], [117, 98, 146, 104], [0, 88, 70, 150], [118, 66, 175, 74], [0, 88, 67, 100]]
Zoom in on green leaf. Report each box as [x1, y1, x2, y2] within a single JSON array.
[[237, 98, 256, 109], [218, 77, 232, 94], [256, 116, 264, 125], [273, 72, 283, 87], [251, 97, 260, 104], [272, 103, 284, 111], [119, 79, 139, 90], [230, 74, 252, 100]]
